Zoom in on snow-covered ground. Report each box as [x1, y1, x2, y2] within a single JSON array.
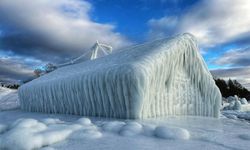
[[222, 110, 250, 121], [222, 96, 250, 112], [1, 88, 250, 150], [0, 87, 19, 111]]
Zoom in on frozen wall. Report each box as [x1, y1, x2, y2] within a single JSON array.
[[18, 33, 221, 119]]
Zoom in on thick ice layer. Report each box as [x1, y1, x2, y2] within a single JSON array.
[[18, 33, 221, 119]]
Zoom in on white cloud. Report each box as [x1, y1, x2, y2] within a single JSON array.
[[0, 0, 131, 53], [0, 0, 133, 82], [0, 50, 44, 79], [148, 0, 250, 47], [0, 57, 35, 81], [213, 47, 250, 67]]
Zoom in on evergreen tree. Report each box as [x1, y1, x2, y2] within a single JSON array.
[[214, 78, 250, 99], [214, 78, 229, 97]]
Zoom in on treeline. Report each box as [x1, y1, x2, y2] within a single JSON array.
[[0, 83, 20, 89], [214, 78, 250, 99]]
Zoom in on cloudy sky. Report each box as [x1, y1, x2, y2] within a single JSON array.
[[0, 0, 250, 89]]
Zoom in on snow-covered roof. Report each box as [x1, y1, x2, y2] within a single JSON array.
[[26, 34, 193, 84]]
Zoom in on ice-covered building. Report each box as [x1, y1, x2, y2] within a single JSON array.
[[18, 33, 221, 119]]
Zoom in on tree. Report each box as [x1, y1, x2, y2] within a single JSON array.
[[214, 78, 229, 97], [214, 78, 250, 99]]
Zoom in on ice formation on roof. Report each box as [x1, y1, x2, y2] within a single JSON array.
[[18, 33, 221, 119], [34, 41, 112, 76]]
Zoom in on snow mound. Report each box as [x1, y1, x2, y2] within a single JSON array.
[[100, 120, 190, 140], [76, 117, 92, 125], [1, 117, 181, 149], [119, 122, 143, 136], [0, 118, 101, 150], [101, 121, 143, 136], [154, 126, 190, 140]]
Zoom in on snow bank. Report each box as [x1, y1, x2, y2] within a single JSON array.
[[19, 33, 221, 118], [0, 117, 101, 150], [223, 96, 250, 111], [119, 122, 143, 136], [0, 116, 192, 150], [2, 110, 250, 150], [100, 120, 191, 139], [0, 119, 74, 150]]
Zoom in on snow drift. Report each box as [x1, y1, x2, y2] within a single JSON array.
[[18, 33, 221, 119]]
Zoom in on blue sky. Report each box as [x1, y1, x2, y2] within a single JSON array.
[[89, 0, 199, 41], [0, 0, 250, 88]]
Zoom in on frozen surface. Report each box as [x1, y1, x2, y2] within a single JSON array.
[[0, 75, 248, 150], [0, 110, 250, 150], [154, 126, 190, 140], [18, 33, 221, 118], [0, 87, 19, 111], [0, 96, 250, 150]]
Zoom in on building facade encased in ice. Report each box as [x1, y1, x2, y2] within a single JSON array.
[[18, 33, 221, 119]]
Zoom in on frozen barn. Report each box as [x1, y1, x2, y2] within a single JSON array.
[[18, 33, 221, 119]]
